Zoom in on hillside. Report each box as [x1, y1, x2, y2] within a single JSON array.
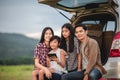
[[0, 33, 39, 65]]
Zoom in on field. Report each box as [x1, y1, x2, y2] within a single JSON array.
[[0, 65, 34, 80]]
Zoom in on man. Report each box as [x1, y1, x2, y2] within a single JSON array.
[[62, 24, 107, 80]]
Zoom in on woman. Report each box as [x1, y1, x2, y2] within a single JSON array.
[[32, 27, 61, 80], [60, 23, 80, 73]]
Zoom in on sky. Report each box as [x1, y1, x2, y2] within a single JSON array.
[[0, 0, 120, 39], [0, 0, 72, 39]]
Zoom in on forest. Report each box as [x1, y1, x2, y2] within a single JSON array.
[[0, 33, 39, 65]]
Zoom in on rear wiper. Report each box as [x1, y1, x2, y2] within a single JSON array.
[[54, 8, 72, 22], [85, 3, 99, 9]]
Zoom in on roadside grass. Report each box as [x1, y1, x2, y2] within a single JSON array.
[[0, 65, 34, 80]]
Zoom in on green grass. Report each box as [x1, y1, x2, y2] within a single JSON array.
[[0, 65, 34, 80]]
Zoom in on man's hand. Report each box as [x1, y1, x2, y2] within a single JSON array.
[[77, 68, 81, 72]]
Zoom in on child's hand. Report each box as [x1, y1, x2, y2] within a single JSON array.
[[51, 56, 59, 62], [49, 57, 53, 61]]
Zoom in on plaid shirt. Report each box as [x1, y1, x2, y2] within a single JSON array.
[[34, 42, 50, 70]]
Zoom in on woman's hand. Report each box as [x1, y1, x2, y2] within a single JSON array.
[[44, 67, 52, 79], [83, 74, 88, 80]]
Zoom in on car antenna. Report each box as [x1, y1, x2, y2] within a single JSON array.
[[54, 8, 72, 22]]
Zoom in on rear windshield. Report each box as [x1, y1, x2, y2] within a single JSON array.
[[58, 0, 108, 8]]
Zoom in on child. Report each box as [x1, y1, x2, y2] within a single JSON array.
[[47, 35, 67, 75]]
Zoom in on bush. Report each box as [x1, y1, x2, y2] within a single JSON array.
[[0, 57, 34, 65]]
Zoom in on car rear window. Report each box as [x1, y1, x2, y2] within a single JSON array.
[[58, 0, 108, 8]]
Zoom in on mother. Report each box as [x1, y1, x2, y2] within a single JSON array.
[[32, 27, 61, 80]]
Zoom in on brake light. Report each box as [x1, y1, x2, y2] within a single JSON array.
[[110, 32, 120, 57], [110, 49, 120, 57]]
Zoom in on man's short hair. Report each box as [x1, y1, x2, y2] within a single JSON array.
[[74, 24, 88, 31]]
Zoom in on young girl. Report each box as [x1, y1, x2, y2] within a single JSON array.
[[32, 27, 61, 80], [38, 35, 67, 80], [60, 23, 80, 73], [47, 35, 67, 75]]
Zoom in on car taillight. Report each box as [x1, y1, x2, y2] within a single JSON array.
[[110, 49, 120, 57], [110, 32, 120, 57]]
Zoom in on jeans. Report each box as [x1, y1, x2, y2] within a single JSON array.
[[89, 68, 102, 80], [45, 73, 61, 80], [61, 68, 102, 80]]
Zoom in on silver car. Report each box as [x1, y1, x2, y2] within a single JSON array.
[[38, 0, 120, 79]]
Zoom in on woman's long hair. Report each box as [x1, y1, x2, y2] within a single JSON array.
[[60, 23, 74, 52], [39, 27, 54, 43]]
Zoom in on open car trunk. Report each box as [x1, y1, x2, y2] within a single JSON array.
[[74, 12, 116, 65]]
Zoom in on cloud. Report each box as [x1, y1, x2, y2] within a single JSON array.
[[25, 29, 61, 39], [25, 32, 41, 39], [0, 0, 71, 35]]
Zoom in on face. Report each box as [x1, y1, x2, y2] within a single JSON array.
[[62, 27, 70, 39], [50, 39, 59, 50], [44, 29, 53, 42], [75, 26, 87, 41]]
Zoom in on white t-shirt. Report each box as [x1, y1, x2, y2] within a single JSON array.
[[49, 48, 67, 74]]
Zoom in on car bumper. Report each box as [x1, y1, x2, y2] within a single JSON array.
[[103, 57, 120, 78]]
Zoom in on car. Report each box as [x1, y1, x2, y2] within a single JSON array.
[[38, 0, 120, 79]]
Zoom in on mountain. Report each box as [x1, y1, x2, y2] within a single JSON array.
[[0, 33, 39, 65]]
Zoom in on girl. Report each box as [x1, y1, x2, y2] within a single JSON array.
[[47, 35, 67, 75], [32, 27, 61, 80], [60, 23, 81, 73]]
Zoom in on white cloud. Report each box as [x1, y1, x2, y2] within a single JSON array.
[[25, 32, 41, 39], [54, 30, 61, 37], [25, 29, 61, 39]]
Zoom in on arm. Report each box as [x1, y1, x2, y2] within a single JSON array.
[[35, 58, 52, 79], [46, 57, 51, 67], [59, 49, 66, 68], [54, 49, 66, 68], [34, 44, 47, 70], [77, 53, 82, 71], [34, 43, 52, 78], [35, 58, 47, 70], [48, 50, 66, 68], [84, 40, 98, 75], [75, 38, 81, 71]]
